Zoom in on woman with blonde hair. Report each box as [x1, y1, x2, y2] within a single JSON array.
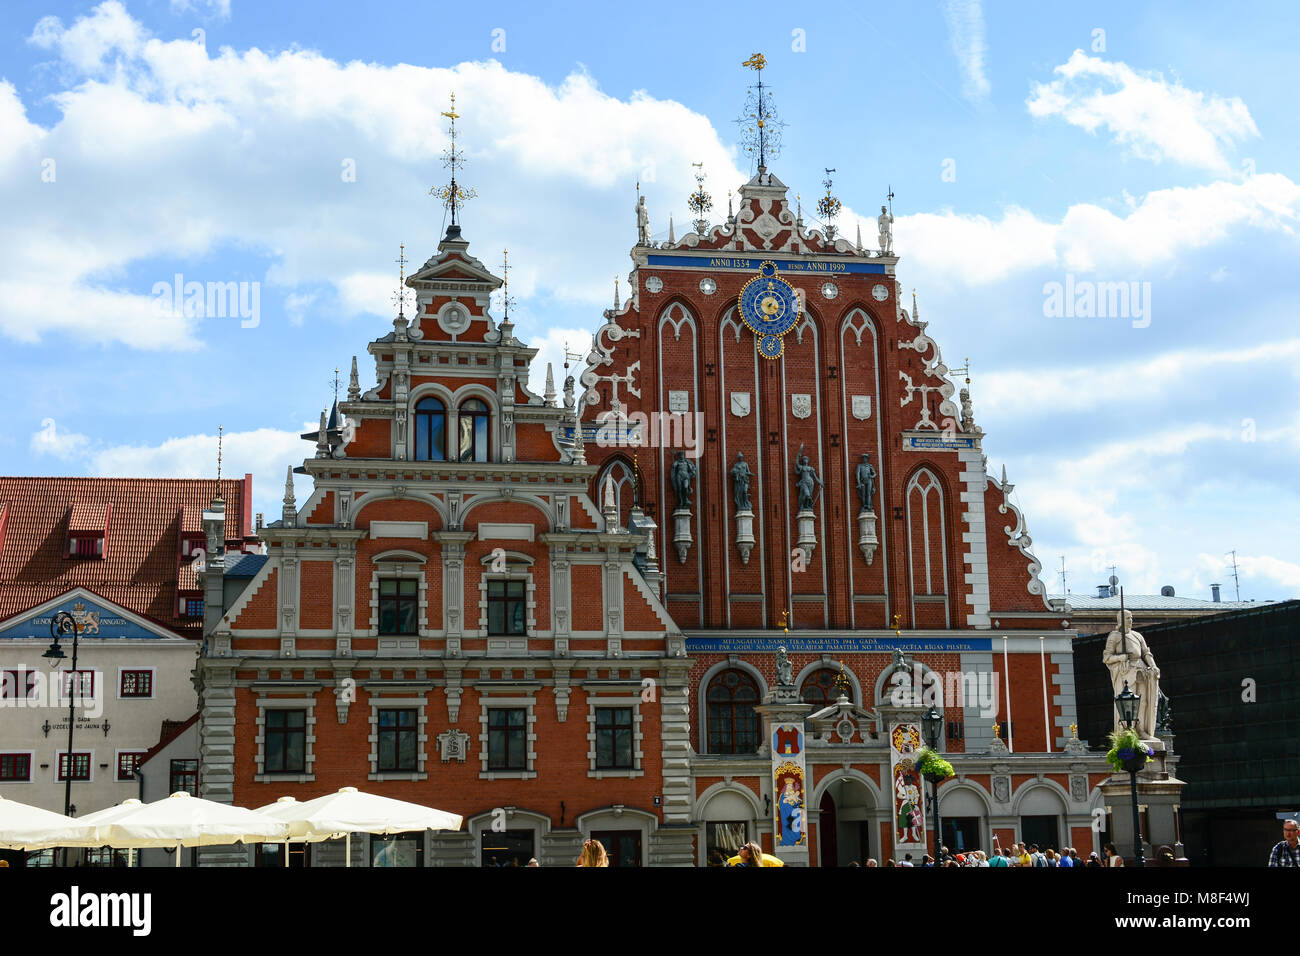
[[577, 839, 608, 867]]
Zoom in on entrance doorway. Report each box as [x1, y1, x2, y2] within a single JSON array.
[[816, 775, 875, 866], [481, 828, 534, 867]]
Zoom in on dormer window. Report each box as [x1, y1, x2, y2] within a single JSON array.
[[67, 502, 110, 559], [414, 398, 447, 461], [458, 398, 490, 462]]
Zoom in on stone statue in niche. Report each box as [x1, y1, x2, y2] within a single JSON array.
[[670, 450, 698, 510], [730, 453, 753, 511], [776, 646, 794, 688], [855, 453, 877, 512], [793, 446, 823, 512]]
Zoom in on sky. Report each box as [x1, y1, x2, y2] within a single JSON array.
[[1, 0, 1297, 604]]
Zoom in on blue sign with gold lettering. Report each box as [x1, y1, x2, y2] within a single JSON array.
[[647, 254, 887, 275], [0, 595, 163, 640]]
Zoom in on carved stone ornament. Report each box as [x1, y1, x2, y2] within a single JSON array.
[[992, 776, 1010, 804], [730, 392, 751, 417], [791, 394, 812, 419], [437, 728, 471, 763], [851, 395, 871, 420], [1070, 774, 1087, 802]]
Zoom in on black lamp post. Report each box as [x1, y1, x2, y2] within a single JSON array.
[[43, 611, 81, 866], [1114, 681, 1146, 868], [921, 705, 943, 863]]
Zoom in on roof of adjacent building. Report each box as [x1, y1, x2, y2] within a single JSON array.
[[1051, 593, 1260, 613], [224, 553, 268, 578], [0, 476, 257, 638], [137, 712, 199, 768]]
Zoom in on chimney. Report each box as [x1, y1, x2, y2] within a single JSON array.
[[1160, 586, 1175, 597], [1210, 583, 1221, 603], [1097, 585, 1111, 599]]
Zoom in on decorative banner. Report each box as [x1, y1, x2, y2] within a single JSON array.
[[771, 723, 807, 848], [889, 722, 928, 853]]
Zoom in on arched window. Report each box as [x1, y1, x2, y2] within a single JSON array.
[[414, 398, 446, 461], [706, 669, 760, 755], [458, 398, 490, 463], [800, 667, 848, 707]]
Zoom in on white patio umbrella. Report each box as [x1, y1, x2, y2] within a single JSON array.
[[90, 791, 291, 867], [260, 787, 462, 867], [65, 798, 145, 865], [0, 795, 97, 851]]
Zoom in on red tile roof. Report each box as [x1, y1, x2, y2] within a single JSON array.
[[68, 501, 111, 534], [0, 476, 257, 639], [137, 712, 199, 768]]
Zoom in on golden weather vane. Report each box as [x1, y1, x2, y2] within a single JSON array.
[[737, 53, 782, 171]]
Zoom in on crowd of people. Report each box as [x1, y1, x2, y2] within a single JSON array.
[[861, 842, 1119, 867]]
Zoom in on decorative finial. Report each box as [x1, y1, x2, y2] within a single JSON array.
[[215, 425, 223, 499], [613, 275, 620, 311], [348, 356, 360, 402], [668, 214, 675, 245], [544, 363, 556, 406], [992, 723, 1001, 739], [796, 193, 802, 223], [727, 189, 734, 220], [833, 663, 851, 699], [281, 464, 296, 526], [912, 288, 919, 323], [779, 609, 789, 633], [431, 92, 477, 238], [392, 243, 412, 316], [316, 410, 329, 458], [1069, 722, 1078, 739], [817, 168, 841, 240], [892, 612, 902, 638], [856, 222, 863, 253], [737, 54, 782, 173], [499, 248, 514, 320], [688, 162, 713, 235]]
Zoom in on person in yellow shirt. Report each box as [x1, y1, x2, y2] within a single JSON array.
[[1016, 843, 1031, 867], [726, 842, 785, 867]]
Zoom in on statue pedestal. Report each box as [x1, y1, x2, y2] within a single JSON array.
[[672, 508, 693, 564], [1101, 739, 1187, 864], [734, 509, 755, 564], [857, 510, 878, 565], [795, 509, 817, 564]]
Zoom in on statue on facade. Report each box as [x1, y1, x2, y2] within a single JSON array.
[[636, 195, 651, 245], [878, 204, 894, 255], [855, 453, 877, 512], [1103, 610, 1161, 739], [793, 450, 823, 512], [670, 450, 698, 510], [730, 453, 753, 511], [776, 646, 794, 687]]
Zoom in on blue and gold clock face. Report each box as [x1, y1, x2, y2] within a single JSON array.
[[738, 261, 801, 359]]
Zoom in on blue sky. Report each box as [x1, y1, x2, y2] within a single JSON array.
[[1, 0, 1297, 603]]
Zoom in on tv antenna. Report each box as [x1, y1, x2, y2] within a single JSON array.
[[1226, 550, 1241, 601]]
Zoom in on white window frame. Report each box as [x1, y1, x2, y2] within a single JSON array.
[[367, 698, 429, 782], [117, 666, 156, 700], [478, 561, 537, 652], [479, 697, 538, 781], [55, 749, 94, 783], [254, 697, 317, 783], [368, 557, 429, 646], [0, 750, 35, 783], [586, 696, 645, 779]]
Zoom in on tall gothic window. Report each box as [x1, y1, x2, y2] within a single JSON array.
[[706, 669, 760, 755], [458, 398, 490, 463], [414, 398, 447, 461]]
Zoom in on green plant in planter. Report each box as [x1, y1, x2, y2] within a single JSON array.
[[915, 747, 955, 779], [1105, 728, 1154, 773]]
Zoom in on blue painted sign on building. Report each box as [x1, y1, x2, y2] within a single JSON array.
[[646, 254, 888, 275], [684, 636, 992, 653], [0, 596, 161, 640]]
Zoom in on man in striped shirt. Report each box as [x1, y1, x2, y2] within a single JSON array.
[[1268, 819, 1299, 867]]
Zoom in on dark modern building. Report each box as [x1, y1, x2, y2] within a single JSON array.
[[1073, 600, 1300, 866]]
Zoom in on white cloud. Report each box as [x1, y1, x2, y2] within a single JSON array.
[[941, 0, 991, 103], [896, 173, 1300, 285], [169, 0, 232, 20], [30, 418, 90, 460], [1027, 51, 1259, 174], [978, 339, 1300, 417], [5, 3, 744, 351]]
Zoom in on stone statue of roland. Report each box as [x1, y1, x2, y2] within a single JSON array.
[[1102, 610, 1161, 740]]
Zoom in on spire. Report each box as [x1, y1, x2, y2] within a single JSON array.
[[856, 222, 863, 253], [316, 410, 329, 458], [282, 465, 297, 526], [544, 363, 556, 406], [430, 92, 477, 242], [727, 189, 734, 221], [668, 215, 675, 245], [348, 356, 360, 401], [912, 288, 919, 323], [613, 275, 620, 311]]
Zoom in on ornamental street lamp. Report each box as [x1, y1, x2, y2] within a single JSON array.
[[43, 611, 82, 866], [1114, 681, 1146, 868], [922, 705, 943, 863]]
